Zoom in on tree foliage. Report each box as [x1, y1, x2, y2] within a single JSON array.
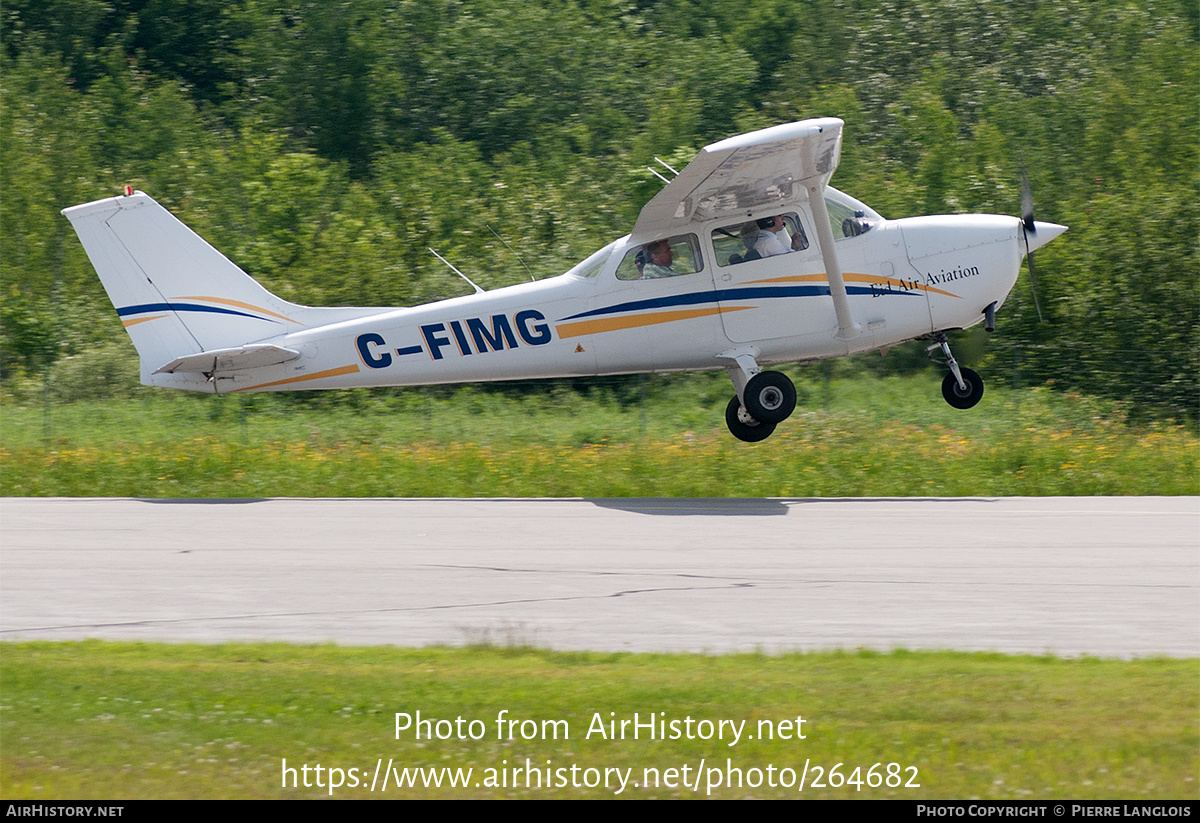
[[2, 0, 1196, 419]]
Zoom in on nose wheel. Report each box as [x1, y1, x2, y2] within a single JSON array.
[[929, 334, 985, 409], [941, 367, 984, 409]]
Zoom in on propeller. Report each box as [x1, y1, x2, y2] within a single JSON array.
[[1019, 167, 1045, 322]]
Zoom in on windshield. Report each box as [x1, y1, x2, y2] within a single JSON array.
[[825, 187, 883, 240], [564, 240, 617, 279]]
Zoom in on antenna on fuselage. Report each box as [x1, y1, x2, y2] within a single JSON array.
[[486, 224, 535, 282], [428, 248, 485, 295]]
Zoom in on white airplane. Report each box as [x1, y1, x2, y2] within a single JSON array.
[[63, 118, 1066, 441]]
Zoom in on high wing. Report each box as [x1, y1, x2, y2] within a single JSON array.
[[631, 117, 843, 242], [632, 116, 859, 340]]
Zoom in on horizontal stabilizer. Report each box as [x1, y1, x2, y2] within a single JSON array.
[[154, 344, 300, 375]]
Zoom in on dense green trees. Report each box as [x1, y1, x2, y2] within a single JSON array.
[[2, 0, 1195, 419]]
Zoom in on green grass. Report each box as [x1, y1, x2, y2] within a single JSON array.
[[1, 373, 1196, 497], [1, 642, 1196, 799], [3, 377, 1196, 799]]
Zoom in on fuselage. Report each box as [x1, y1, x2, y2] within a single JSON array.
[[189, 190, 1030, 395]]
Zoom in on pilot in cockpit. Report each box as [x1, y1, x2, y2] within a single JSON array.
[[741, 215, 794, 259], [639, 239, 677, 279]]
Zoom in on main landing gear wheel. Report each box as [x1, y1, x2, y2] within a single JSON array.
[[725, 395, 776, 442], [942, 367, 985, 409], [742, 370, 797, 424]]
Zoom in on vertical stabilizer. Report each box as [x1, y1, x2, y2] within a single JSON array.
[[64, 191, 406, 391], [62, 192, 309, 381]]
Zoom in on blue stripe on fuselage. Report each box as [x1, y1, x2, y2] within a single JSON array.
[[558, 284, 893, 322]]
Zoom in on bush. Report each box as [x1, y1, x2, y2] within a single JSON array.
[[47, 342, 142, 403]]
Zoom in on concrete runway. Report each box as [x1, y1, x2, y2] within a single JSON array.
[[1, 497, 1196, 657]]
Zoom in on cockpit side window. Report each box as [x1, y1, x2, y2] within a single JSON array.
[[616, 234, 704, 281], [712, 212, 808, 267]]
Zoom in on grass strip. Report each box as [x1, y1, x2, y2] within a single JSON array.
[[2, 377, 1196, 497], [1, 641, 1196, 799]]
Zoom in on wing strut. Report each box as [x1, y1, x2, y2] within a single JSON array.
[[807, 182, 862, 341]]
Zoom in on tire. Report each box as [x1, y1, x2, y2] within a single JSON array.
[[942, 367, 985, 409], [725, 395, 776, 442], [742, 371, 797, 424]]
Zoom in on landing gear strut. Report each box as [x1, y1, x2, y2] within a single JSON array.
[[722, 358, 797, 441], [929, 334, 984, 409]]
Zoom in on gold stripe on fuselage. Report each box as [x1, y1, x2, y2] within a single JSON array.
[[555, 306, 753, 339], [232, 363, 361, 393]]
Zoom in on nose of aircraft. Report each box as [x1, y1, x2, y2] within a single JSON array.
[[1022, 221, 1068, 255]]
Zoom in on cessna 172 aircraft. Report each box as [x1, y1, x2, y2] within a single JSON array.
[[63, 118, 1066, 441]]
